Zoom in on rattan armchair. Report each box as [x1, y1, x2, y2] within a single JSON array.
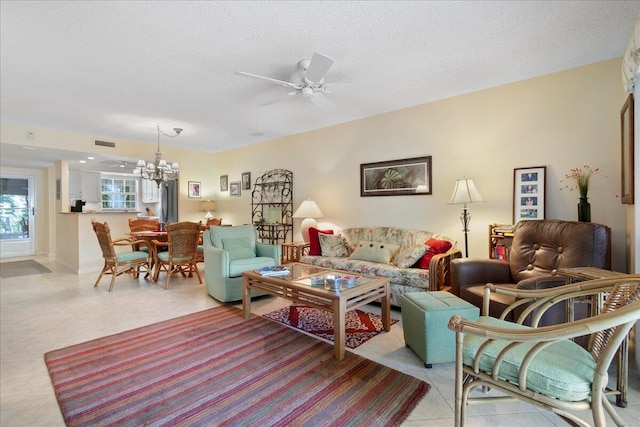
[[152, 221, 202, 289], [92, 221, 152, 291], [448, 276, 640, 427], [128, 217, 160, 232]]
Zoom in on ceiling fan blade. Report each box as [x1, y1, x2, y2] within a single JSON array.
[[308, 93, 334, 112], [304, 52, 334, 83], [258, 91, 298, 106], [235, 71, 299, 89]]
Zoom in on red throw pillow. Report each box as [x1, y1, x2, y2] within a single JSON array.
[[308, 227, 334, 256], [414, 238, 453, 269]]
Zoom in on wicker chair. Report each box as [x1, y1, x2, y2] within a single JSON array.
[[448, 276, 640, 427], [91, 221, 152, 292], [128, 217, 160, 232], [152, 221, 202, 289]]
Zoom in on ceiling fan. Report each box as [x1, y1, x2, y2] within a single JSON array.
[[236, 52, 335, 108]]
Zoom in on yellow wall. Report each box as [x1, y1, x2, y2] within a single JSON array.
[[211, 58, 630, 271], [0, 58, 633, 272]]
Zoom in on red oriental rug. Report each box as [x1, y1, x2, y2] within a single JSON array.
[[263, 304, 399, 348], [45, 306, 428, 427]]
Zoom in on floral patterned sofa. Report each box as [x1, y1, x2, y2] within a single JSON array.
[[299, 227, 461, 307]]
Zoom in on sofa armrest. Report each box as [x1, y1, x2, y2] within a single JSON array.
[[428, 248, 463, 291], [450, 258, 512, 296], [256, 242, 281, 262]]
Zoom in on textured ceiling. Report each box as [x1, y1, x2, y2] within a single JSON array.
[[1, 1, 638, 170]]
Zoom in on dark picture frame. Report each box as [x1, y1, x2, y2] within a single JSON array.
[[360, 156, 432, 197], [229, 181, 241, 196], [188, 181, 201, 198], [621, 93, 634, 204], [220, 175, 228, 192], [513, 166, 546, 223], [242, 172, 251, 190]]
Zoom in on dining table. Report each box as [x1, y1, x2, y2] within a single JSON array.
[[129, 231, 168, 278]]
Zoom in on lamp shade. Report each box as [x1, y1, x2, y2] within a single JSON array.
[[293, 200, 324, 243], [199, 200, 217, 213], [448, 178, 485, 205], [293, 200, 324, 218]]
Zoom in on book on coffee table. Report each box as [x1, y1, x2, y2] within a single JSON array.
[[256, 266, 290, 276]]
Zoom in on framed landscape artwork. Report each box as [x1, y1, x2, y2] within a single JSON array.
[[360, 156, 432, 197], [621, 93, 634, 204], [513, 166, 546, 223]]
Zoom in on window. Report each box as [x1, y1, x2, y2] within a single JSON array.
[[101, 178, 138, 210]]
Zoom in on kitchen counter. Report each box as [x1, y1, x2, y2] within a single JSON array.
[[56, 211, 139, 273], [59, 211, 141, 214]]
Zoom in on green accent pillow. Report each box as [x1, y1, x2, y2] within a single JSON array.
[[349, 241, 400, 264], [318, 234, 350, 257], [393, 244, 429, 268], [222, 237, 255, 261]]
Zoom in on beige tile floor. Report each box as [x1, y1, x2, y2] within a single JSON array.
[[1, 256, 639, 426]]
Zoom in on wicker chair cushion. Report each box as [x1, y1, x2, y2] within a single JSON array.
[[156, 252, 192, 263], [115, 251, 149, 262], [463, 316, 595, 401], [222, 237, 256, 261]]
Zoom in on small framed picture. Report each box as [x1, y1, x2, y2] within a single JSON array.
[[188, 181, 201, 198], [513, 166, 546, 223], [220, 175, 228, 192], [230, 181, 241, 196], [242, 172, 251, 190]]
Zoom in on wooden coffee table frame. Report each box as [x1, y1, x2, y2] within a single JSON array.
[[242, 263, 391, 361]]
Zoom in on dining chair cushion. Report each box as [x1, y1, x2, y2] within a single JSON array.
[[156, 252, 192, 263], [115, 251, 149, 263], [462, 316, 595, 402], [222, 237, 255, 261]]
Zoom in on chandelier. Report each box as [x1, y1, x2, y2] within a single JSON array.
[[134, 125, 182, 187]]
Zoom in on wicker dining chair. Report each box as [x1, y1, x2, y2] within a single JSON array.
[[128, 217, 160, 232], [152, 221, 203, 289], [448, 276, 640, 427], [92, 220, 152, 291]]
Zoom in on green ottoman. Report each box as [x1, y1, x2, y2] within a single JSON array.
[[401, 291, 479, 368]]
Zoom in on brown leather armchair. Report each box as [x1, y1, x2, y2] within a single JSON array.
[[451, 219, 611, 324]]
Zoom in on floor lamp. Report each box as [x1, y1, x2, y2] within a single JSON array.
[[448, 178, 485, 257], [293, 200, 324, 243]]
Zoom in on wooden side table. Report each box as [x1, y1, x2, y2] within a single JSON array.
[[557, 267, 631, 408], [281, 242, 310, 264]]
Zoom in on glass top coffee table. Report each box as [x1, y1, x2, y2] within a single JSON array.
[[242, 263, 391, 361]]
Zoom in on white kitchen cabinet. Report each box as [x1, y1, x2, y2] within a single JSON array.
[[141, 179, 160, 203], [81, 172, 100, 202], [69, 170, 81, 199], [68, 171, 100, 202]]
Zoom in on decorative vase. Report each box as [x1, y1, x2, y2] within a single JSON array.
[[578, 197, 591, 222]]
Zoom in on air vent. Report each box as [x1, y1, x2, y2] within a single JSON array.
[[95, 140, 116, 148]]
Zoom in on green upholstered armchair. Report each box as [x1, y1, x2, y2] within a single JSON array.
[[203, 225, 281, 302], [448, 276, 640, 427]]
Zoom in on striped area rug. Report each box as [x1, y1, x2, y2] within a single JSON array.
[[45, 306, 429, 426]]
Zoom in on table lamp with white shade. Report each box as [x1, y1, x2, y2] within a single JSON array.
[[293, 200, 324, 242], [199, 200, 217, 219]]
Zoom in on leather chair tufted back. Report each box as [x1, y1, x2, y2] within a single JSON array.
[[509, 219, 611, 283]]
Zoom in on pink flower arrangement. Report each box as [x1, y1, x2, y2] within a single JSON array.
[[561, 165, 599, 198]]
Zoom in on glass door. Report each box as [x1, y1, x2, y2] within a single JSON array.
[[0, 174, 36, 258]]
